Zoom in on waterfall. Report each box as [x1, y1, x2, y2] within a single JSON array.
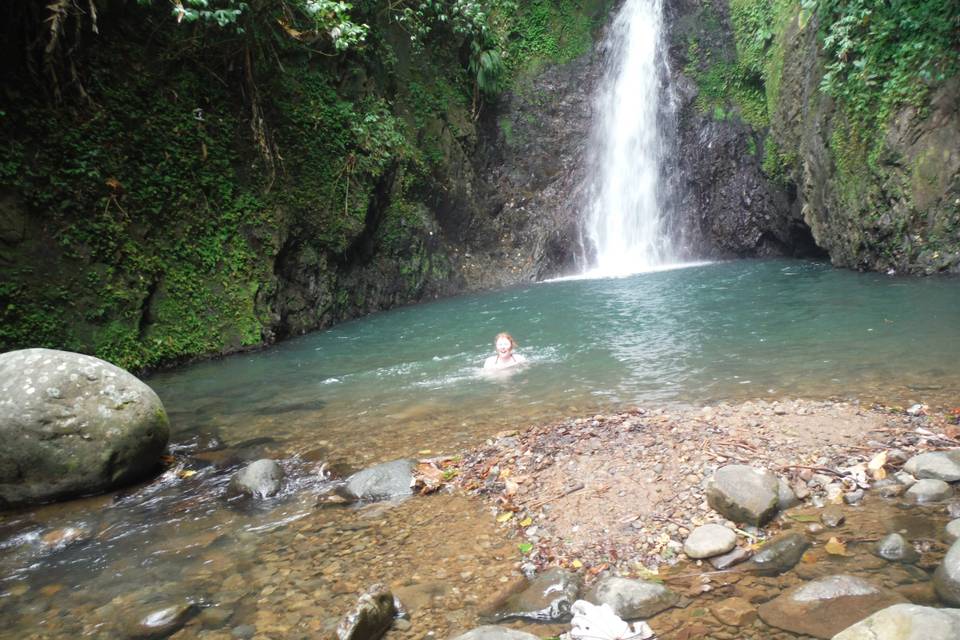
[[584, 0, 674, 276]]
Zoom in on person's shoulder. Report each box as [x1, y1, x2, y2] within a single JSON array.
[[483, 355, 497, 369]]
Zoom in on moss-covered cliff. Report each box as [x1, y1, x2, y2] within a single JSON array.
[[0, 0, 611, 371], [670, 0, 960, 273]]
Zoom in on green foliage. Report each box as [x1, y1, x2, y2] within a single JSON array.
[[815, 0, 960, 137], [684, 37, 769, 128]]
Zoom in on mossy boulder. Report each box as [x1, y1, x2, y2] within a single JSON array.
[[0, 348, 169, 507]]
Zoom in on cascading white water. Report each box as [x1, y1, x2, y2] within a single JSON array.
[[585, 0, 673, 276]]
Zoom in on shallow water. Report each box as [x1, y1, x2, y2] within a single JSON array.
[[1, 259, 959, 638]]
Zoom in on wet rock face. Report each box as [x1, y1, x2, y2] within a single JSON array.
[[744, 532, 809, 576], [833, 603, 960, 640], [227, 459, 284, 500], [0, 348, 170, 508], [489, 567, 581, 623], [585, 576, 680, 620], [705, 465, 781, 526], [757, 574, 907, 639], [335, 584, 397, 640]]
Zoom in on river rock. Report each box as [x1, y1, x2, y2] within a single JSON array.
[[683, 524, 737, 559], [905, 479, 954, 503], [945, 519, 960, 543], [127, 602, 199, 639], [934, 538, 960, 605], [710, 546, 752, 570], [335, 584, 396, 640], [451, 627, 541, 640], [710, 597, 757, 627], [341, 460, 416, 502], [489, 568, 581, 622], [757, 574, 906, 639], [744, 532, 810, 576], [874, 533, 920, 563], [0, 348, 170, 507], [903, 451, 960, 482], [227, 459, 284, 499], [585, 576, 679, 619], [832, 603, 960, 640], [778, 478, 801, 510], [821, 505, 846, 527], [705, 465, 781, 526]]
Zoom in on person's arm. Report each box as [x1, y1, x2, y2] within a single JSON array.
[[483, 355, 496, 369]]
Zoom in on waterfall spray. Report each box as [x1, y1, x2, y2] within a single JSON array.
[[585, 0, 673, 276]]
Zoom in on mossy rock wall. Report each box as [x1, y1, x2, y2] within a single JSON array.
[[0, 1, 612, 371], [670, 0, 960, 273]]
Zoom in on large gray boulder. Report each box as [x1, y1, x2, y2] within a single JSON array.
[[934, 538, 960, 605], [903, 451, 960, 482], [832, 603, 960, 640], [705, 465, 781, 526], [585, 576, 679, 619], [758, 574, 906, 639], [342, 460, 416, 502], [0, 348, 169, 507]]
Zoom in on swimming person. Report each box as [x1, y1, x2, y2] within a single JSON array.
[[483, 332, 527, 370]]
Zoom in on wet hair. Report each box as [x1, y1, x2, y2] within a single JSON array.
[[494, 332, 517, 349]]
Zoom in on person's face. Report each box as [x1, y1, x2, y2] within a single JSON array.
[[495, 337, 513, 355]]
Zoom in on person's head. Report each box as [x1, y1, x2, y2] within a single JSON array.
[[494, 332, 517, 355]]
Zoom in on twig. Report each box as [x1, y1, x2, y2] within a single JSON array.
[[779, 465, 845, 477], [529, 482, 584, 509]]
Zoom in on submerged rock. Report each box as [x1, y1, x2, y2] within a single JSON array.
[[226, 459, 284, 499], [821, 505, 846, 528], [945, 518, 960, 544], [710, 597, 757, 627], [832, 603, 960, 640], [903, 451, 960, 482], [683, 524, 737, 559], [874, 533, 920, 564], [585, 576, 679, 620], [705, 465, 781, 526], [450, 627, 541, 640], [709, 546, 752, 570], [905, 479, 954, 503], [335, 584, 396, 640], [489, 568, 581, 623], [757, 574, 906, 639], [127, 602, 199, 639], [934, 538, 960, 605], [744, 532, 809, 576], [0, 348, 170, 507], [341, 460, 416, 502]]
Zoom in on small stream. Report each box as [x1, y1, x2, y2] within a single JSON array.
[[1, 259, 959, 638]]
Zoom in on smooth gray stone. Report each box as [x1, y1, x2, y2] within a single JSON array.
[[903, 451, 960, 482], [945, 518, 960, 544], [778, 477, 802, 510], [758, 575, 905, 639], [585, 576, 679, 620], [450, 627, 541, 640], [683, 524, 737, 559], [832, 603, 960, 639], [489, 568, 581, 622], [128, 602, 199, 639], [227, 459, 284, 499], [0, 348, 170, 507], [705, 465, 781, 526], [905, 478, 954, 503], [821, 505, 846, 527], [934, 538, 960, 605], [343, 460, 416, 501], [710, 546, 752, 570], [874, 533, 919, 563], [745, 532, 810, 576]]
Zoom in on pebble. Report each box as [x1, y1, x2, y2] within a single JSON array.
[[821, 506, 845, 527]]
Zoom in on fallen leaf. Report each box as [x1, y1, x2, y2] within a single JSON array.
[[518, 542, 533, 554], [519, 517, 533, 527], [825, 537, 852, 556], [178, 469, 197, 479], [496, 512, 514, 523], [868, 451, 887, 471], [504, 479, 519, 496], [787, 514, 820, 523], [571, 559, 583, 569]]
